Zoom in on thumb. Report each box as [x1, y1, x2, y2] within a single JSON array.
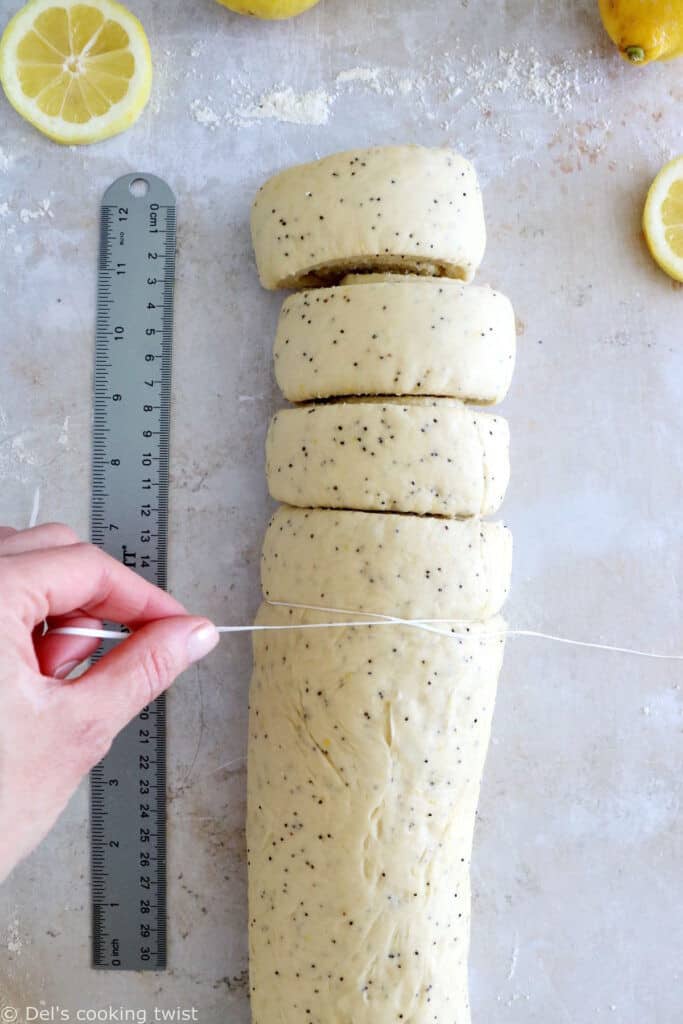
[[65, 616, 220, 738]]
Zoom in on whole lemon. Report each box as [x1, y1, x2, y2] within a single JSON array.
[[599, 0, 683, 64], [216, 0, 320, 18]]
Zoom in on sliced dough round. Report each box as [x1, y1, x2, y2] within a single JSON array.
[[248, 603, 505, 1024], [266, 398, 510, 518], [274, 275, 516, 403], [251, 146, 486, 289], [261, 506, 512, 620]]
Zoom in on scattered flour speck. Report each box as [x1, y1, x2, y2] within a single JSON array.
[[58, 415, 70, 448], [184, 47, 598, 138], [238, 87, 331, 126], [6, 916, 22, 955], [11, 435, 38, 466], [19, 199, 53, 224], [463, 46, 589, 116], [336, 66, 381, 90], [190, 98, 221, 129]]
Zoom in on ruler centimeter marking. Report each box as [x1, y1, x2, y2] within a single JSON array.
[[90, 173, 176, 971]]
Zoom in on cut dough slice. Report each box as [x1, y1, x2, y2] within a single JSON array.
[[251, 146, 486, 289], [261, 505, 512, 620], [266, 398, 510, 518], [274, 274, 516, 403], [248, 603, 505, 1024]]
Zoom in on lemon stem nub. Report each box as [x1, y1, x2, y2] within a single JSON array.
[[625, 45, 646, 63]]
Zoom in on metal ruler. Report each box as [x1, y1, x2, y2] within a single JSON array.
[[90, 173, 176, 971]]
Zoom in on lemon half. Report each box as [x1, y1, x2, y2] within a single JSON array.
[[643, 156, 683, 283], [0, 0, 152, 145], [216, 0, 321, 20]]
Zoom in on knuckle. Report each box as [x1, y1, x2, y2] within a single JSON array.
[[135, 644, 176, 706], [41, 522, 81, 546]]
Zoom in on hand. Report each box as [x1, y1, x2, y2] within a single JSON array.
[[0, 523, 220, 883]]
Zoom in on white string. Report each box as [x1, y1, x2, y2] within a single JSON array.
[[49, 603, 683, 661], [53, 621, 460, 639], [487, 629, 683, 660]]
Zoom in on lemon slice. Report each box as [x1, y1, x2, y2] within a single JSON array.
[[643, 156, 683, 283], [0, 0, 152, 145]]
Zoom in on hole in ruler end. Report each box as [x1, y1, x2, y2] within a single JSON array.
[[129, 177, 150, 198]]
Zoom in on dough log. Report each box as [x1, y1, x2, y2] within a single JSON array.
[[248, 145, 513, 1024], [251, 146, 486, 289], [274, 275, 516, 404], [248, 604, 505, 1024], [266, 399, 510, 518]]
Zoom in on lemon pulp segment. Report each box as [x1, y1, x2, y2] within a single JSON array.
[[661, 178, 683, 257]]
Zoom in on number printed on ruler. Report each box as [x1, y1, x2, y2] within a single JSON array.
[[91, 174, 176, 971]]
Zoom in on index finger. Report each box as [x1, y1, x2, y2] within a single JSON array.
[[2, 543, 187, 629]]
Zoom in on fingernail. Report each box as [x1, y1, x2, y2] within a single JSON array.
[[54, 660, 80, 680], [187, 622, 220, 664]]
